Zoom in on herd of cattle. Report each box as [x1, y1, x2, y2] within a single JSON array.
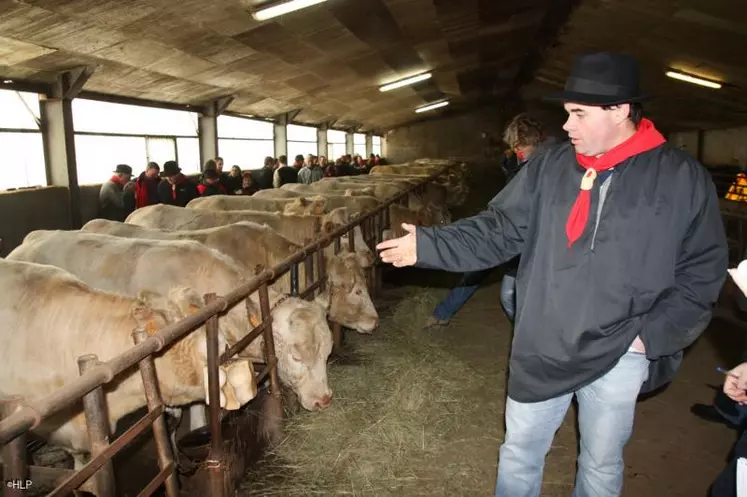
[[0, 159, 469, 473]]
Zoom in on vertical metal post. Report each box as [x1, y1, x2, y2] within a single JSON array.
[[331, 321, 343, 357], [304, 252, 314, 299], [375, 211, 384, 296], [1, 397, 26, 497], [317, 245, 327, 293], [203, 293, 225, 497], [347, 227, 355, 252], [258, 285, 281, 400], [78, 354, 116, 497], [290, 264, 299, 296], [131, 330, 180, 497]]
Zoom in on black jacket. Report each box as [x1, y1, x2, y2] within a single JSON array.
[[256, 167, 274, 190], [158, 175, 199, 207], [416, 142, 728, 402]]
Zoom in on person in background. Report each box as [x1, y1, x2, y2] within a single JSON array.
[[134, 162, 161, 208], [122, 179, 136, 218], [256, 156, 275, 190], [423, 113, 551, 329], [228, 165, 243, 194], [292, 154, 304, 168], [274, 154, 298, 188], [158, 160, 198, 207], [298, 154, 324, 184], [99, 164, 132, 221], [240, 171, 259, 195], [197, 168, 227, 197], [707, 332, 747, 497], [377, 52, 728, 497]]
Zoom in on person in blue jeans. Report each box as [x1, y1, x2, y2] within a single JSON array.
[[424, 113, 551, 328], [379, 52, 728, 497]]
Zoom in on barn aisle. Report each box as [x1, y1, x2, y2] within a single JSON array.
[[242, 162, 739, 497]]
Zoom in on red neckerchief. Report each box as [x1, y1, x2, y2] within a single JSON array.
[[110, 175, 125, 186], [566, 118, 666, 248]]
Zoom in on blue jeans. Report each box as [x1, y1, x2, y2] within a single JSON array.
[[495, 350, 650, 497], [432, 269, 492, 321]]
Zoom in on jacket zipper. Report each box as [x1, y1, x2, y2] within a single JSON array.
[[590, 172, 614, 251]]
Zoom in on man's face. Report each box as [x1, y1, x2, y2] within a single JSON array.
[[215, 160, 224, 172], [167, 175, 178, 185], [119, 173, 132, 183], [563, 103, 627, 157], [146, 168, 159, 179]]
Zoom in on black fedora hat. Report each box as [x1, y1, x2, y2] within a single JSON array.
[[160, 160, 181, 177], [544, 52, 653, 106], [113, 164, 132, 175]]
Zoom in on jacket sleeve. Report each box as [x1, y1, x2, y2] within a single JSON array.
[[99, 183, 124, 208], [639, 176, 729, 358], [414, 162, 534, 272]]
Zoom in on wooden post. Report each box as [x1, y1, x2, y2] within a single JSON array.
[[78, 354, 116, 497], [131, 330, 180, 497], [1, 397, 27, 497]]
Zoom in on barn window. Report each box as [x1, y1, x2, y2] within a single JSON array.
[[372, 136, 382, 157], [217, 115, 274, 170], [353, 133, 366, 157], [327, 129, 347, 161], [72, 99, 200, 184], [287, 124, 318, 162], [0, 89, 46, 190]]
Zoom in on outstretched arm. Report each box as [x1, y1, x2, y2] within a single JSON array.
[[377, 163, 535, 271]]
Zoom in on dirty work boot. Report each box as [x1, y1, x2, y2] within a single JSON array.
[[423, 315, 450, 330]]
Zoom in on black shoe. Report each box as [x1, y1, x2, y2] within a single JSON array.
[[690, 403, 738, 429]]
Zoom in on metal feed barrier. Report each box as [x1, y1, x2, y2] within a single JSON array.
[[0, 164, 454, 497]]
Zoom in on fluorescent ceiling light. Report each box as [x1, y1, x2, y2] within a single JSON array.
[[415, 101, 449, 113], [252, 0, 327, 21], [379, 73, 432, 92], [665, 70, 722, 89]]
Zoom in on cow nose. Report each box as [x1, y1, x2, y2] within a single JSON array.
[[314, 393, 333, 410]]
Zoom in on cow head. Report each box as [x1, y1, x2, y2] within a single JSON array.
[[321, 207, 349, 234], [283, 196, 327, 216], [266, 298, 333, 411], [131, 287, 257, 410], [316, 250, 378, 334]]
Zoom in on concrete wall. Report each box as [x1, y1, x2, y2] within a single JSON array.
[[669, 125, 747, 166], [0, 187, 72, 257], [385, 103, 567, 163]]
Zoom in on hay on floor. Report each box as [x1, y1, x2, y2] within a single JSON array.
[[240, 286, 504, 496]]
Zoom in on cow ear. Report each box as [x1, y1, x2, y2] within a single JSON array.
[[167, 286, 205, 318], [245, 297, 262, 328], [130, 299, 167, 336]]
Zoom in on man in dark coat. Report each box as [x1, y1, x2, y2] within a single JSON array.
[[157, 161, 198, 207], [99, 164, 132, 221], [377, 52, 729, 497]]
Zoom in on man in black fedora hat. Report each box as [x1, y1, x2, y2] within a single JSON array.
[[99, 164, 133, 221], [157, 160, 198, 207], [376, 51, 728, 497]]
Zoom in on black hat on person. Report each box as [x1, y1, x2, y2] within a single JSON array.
[[161, 161, 181, 177], [543, 52, 653, 106], [113, 164, 132, 175]]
